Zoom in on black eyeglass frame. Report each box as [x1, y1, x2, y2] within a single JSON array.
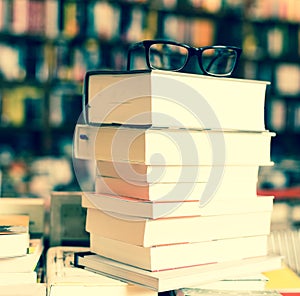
[[126, 39, 242, 77]]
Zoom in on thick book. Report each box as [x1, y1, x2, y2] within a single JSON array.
[[83, 69, 269, 131], [96, 160, 264, 183], [0, 214, 30, 258], [82, 192, 274, 219], [74, 124, 274, 166], [0, 238, 44, 272], [94, 175, 259, 201], [46, 246, 157, 296], [74, 252, 282, 292], [89, 234, 269, 271], [85, 208, 272, 247]]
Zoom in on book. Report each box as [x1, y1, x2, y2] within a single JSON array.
[[0, 232, 30, 258], [94, 175, 259, 201], [74, 252, 282, 292], [85, 208, 272, 247], [0, 198, 45, 235], [46, 246, 157, 296], [0, 215, 30, 258], [0, 271, 37, 285], [176, 289, 283, 295], [82, 192, 274, 219], [263, 264, 300, 295], [83, 69, 269, 131], [0, 214, 29, 234], [267, 229, 300, 275], [184, 273, 269, 291], [0, 238, 44, 273], [89, 234, 269, 271], [96, 160, 263, 183], [74, 124, 274, 166], [0, 283, 46, 296]]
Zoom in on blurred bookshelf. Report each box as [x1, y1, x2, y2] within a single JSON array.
[[0, 0, 300, 200]]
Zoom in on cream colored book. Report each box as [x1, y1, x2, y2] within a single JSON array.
[[74, 252, 282, 292], [0, 271, 37, 285], [84, 69, 269, 131], [74, 125, 274, 166], [0, 214, 30, 258], [0, 284, 46, 296], [96, 160, 264, 183], [94, 175, 259, 201], [85, 208, 272, 247], [0, 238, 43, 272], [82, 192, 274, 219], [90, 234, 269, 271]]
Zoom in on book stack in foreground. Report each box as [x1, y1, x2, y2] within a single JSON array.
[[0, 214, 45, 295], [73, 69, 282, 292], [46, 246, 157, 296]]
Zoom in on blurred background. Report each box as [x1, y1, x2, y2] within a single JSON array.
[[0, 0, 299, 228]]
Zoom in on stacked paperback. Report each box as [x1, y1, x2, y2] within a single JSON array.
[[73, 69, 282, 292], [0, 214, 45, 295], [46, 246, 157, 296]]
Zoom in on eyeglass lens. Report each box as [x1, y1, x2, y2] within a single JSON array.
[[148, 43, 237, 75], [148, 43, 189, 71], [201, 48, 237, 75]]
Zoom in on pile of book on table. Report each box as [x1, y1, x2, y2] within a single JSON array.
[[0, 214, 45, 296], [73, 69, 282, 293]]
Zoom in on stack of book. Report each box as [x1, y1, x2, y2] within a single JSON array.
[[46, 246, 157, 296], [0, 214, 45, 295], [73, 69, 282, 292], [0, 214, 43, 285]]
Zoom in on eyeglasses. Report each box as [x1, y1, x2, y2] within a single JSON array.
[[127, 39, 242, 77]]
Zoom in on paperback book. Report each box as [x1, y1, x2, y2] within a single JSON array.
[[74, 252, 282, 292], [82, 192, 274, 219], [83, 69, 269, 131], [85, 208, 272, 247], [89, 234, 269, 271], [74, 125, 274, 166]]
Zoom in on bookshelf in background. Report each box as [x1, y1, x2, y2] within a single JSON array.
[[0, 0, 300, 197]]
